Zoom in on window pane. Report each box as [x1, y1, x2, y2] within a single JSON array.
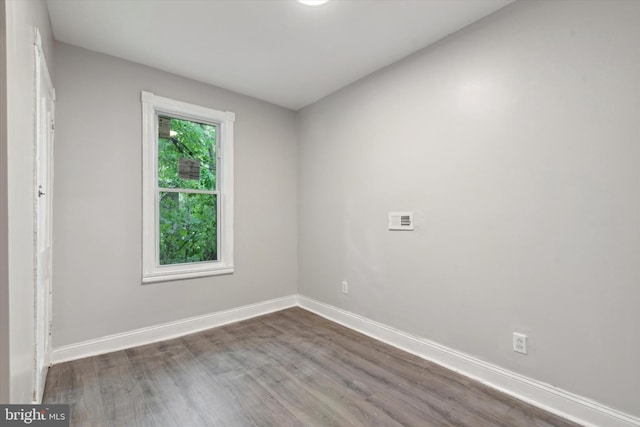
[[159, 192, 217, 265], [158, 116, 216, 190]]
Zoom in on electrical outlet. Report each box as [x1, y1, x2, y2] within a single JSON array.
[[513, 332, 527, 355], [341, 280, 348, 294]]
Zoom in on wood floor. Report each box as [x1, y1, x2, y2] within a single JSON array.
[[43, 308, 581, 427]]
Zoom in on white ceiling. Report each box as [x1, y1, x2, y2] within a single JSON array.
[[46, 0, 514, 110]]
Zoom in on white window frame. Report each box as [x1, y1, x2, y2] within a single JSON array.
[[141, 91, 234, 283]]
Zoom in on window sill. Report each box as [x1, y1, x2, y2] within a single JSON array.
[[142, 266, 234, 284]]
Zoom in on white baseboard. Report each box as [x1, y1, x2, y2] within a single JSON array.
[[50, 293, 639, 427], [297, 296, 640, 427], [51, 295, 297, 365]]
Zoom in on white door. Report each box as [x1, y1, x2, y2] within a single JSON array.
[[34, 29, 55, 403]]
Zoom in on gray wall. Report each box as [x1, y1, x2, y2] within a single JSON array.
[[52, 43, 298, 347], [297, 0, 640, 417], [4, 0, 55, 403], [0, 0, 9, 403]]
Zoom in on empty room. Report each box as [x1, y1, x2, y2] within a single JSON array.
[[1, 0, 639, 426]]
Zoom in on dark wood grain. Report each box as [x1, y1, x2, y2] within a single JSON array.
[[43, 307, 582, 427]]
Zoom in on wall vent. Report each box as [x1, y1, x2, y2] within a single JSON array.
[[388, 212, 414, 231]]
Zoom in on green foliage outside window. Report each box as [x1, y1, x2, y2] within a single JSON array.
[[158, 117, 218, 265]]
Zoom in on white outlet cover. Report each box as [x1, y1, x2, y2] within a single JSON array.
[[513, 332, 527, 355]]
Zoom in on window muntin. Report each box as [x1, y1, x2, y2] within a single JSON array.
[[142, 91, 234, 283]]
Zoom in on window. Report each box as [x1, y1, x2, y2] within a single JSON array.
[[141, 91, 234, 283]]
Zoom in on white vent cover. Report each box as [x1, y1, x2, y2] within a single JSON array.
[[388, 212, 414, 231]]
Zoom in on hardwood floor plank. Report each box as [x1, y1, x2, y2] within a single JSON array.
[[44, 308, 582, 427], [125, 340, 236, 426], [265, 310, 498, 427], [180, 328, 302, 426], [93, 351, 147, 426]]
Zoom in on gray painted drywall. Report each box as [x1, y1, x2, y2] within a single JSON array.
[[5, 0, 55, 403], [0, 0, 9, 403], [52, 43, 298, 347], [297, 0, 640, 417]]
